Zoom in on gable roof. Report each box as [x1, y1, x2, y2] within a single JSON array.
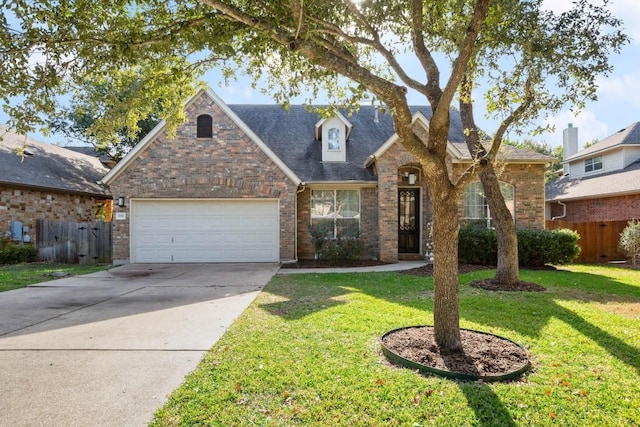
[[0, 125, 111, 197], [101, 89, 301, 186], [564, 121, 640, 163], [546, 158, 640, 202]]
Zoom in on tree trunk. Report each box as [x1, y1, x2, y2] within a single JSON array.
[[480, 164, 520, 285], [429, 178, 463, 353]]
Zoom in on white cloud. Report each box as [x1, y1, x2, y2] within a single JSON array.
[[596, 71, 640, 107], [543, 110, 610, 148]]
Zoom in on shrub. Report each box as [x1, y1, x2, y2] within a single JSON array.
[[517, 228, 580, 267], [458, 226, 497, 265], [619, 219, 640, 265], [0, 242, 39, 264], [458, 226, 580, 267], [309, 224, 365, 265]]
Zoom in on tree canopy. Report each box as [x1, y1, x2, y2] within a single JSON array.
[[0, 0, 628, 351]]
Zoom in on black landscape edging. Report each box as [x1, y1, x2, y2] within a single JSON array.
[[380, 325, 531, 382]]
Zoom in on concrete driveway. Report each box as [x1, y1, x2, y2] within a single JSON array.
[[0, 263, 279, 427]]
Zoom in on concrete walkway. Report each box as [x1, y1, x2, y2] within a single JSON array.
[[0, 263, 279, 427], [277, 260, 428, 274]]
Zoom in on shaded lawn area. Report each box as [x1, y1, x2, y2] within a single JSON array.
[[0, 263, 109, 292], [152, 265, 640, 426]]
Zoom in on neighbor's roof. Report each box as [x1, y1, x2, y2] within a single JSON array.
[[564, 121, 640, 163], [546, 159, 640, 202], [0, 125, 111, 196]]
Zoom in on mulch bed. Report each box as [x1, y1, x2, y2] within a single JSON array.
[[381, 326, 530, 379]]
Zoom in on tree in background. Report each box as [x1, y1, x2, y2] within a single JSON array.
[[505, 139, 563, 182], [48, 80, 161, 162], [0, 0, 627, 352]]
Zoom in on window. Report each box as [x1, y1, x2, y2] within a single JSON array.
[[310, 190, 360, 238], [584, 156, 603, 173], [197, 114, 213, 138], [327, 127, 340, 151], [463, 181, 515, 228]]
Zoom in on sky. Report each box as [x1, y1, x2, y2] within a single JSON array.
[[2, 0, 639, 150]]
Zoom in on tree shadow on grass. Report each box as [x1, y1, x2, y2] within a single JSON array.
[[458, 382, 518, 427]]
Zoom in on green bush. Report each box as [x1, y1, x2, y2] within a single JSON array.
[[0, 242, 39, 264], [458, 226, 581, 267], [619, 219, 640, 265], [309, 224, 365, 265], [458, 226, 497, 265]]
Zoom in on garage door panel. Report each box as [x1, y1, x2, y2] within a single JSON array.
[[132, 200, 279, 263]]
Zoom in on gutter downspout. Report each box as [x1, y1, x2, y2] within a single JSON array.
[[293, 183, 307, 262], [551, 201, 566, 221]]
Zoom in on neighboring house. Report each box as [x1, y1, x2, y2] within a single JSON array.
[[546, 123, 640, 222], [101, 88, 552, 265], [0, 125, 112, 242]]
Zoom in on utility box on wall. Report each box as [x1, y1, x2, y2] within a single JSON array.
[[11, 220, 22, 241]]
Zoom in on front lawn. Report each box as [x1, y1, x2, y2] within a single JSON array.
[[152, 265, 640, 426], [0, 263, 110, 292]]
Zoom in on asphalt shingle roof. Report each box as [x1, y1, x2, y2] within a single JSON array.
[[565, 121, 640, 162], [546, 159, 640, 201], [229, 105, 551, 182], [0, 125, 111, 196]]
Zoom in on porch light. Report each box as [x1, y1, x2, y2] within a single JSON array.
[[117, 196, 126, 207], [408, 173, 416, 185]]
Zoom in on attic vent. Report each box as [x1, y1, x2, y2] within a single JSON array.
[[618, 128, 626, 133], [197, 114, 213, 138]]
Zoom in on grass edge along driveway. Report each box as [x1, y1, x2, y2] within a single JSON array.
[[0, 263, 109, 292], [152, 265, 640, 426]]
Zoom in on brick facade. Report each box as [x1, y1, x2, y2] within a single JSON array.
[[0, 185, 105, 241], [296, 186, 379, 260], [548, 193, 640, 222], [108, 92, 298, 263]]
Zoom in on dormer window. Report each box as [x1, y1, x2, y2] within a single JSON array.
[[197, 114, 213, 138], [315, 113, 352, 162], [327, 128, 340, 151], [584, 156, 602, 173]]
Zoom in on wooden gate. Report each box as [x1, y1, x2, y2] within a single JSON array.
[[546, 220, 629, 263], [36, 220, 112, 264]]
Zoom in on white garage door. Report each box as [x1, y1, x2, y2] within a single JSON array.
[[131, 199, 279, 263]]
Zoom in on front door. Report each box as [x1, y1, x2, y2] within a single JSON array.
[[398, 188, 420, 253]]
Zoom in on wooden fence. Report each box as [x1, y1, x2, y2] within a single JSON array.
[[36, 219, 112, 264], [546, 220, 629, 264]]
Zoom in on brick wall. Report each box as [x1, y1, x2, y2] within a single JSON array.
[[0, 185, 105, 241], [548, 193, 640, 222], [452, 163, 547, 229], [108, 91, 298, 263], [296, 186, 378, 260]]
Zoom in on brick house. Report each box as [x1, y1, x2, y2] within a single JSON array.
[[0, 125, 112, 243], [546, 123, 640, 222], [101, 89, 551, 265]]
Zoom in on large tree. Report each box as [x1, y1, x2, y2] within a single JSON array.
[[0, 0, 627, 352]]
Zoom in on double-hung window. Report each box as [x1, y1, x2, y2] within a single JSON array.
[[463, 181, 515, 228], [310, 190, 360, 238], [584, 156, 603, 173]]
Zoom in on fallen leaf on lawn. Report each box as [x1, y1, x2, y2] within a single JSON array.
[[549, 412, 557, 420], [424, 389, 433, 397], [235, 383, 242, 391], [375, 378, 385, 386], [545, 388, 552, 396]]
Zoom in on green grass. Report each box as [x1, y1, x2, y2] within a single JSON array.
[[0, 263, 109, 292], [151, 265, 640, 427]]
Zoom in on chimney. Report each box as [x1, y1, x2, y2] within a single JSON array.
[[563, 123, 578, 174]]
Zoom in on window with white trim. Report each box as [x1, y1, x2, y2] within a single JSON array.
[[584, 156, 602, 173], [463, 181, 515, 228], [310, 190, 360, 238]]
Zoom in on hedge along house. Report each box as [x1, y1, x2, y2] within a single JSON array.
[[0, 125, 112, 243], [101, 88, 552, 265]]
